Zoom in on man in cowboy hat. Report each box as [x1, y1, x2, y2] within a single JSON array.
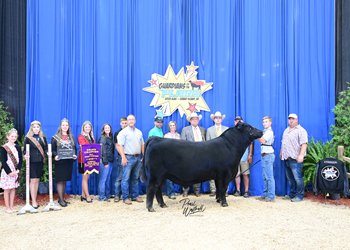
[[180, 112, 206, 197], [206, 111, 229, 197]]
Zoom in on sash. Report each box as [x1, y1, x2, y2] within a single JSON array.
[[83, 135, 94, 144], [28, 136, 46, 163], [2, 145, 20, 184]]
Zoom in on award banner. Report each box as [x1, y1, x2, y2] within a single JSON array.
[[81, 144, 101, 175], [143, 62, 213, 118]]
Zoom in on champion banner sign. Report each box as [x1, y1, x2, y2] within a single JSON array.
[[81, 144, 101, 175]]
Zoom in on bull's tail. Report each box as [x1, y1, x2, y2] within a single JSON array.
[[140, 138, 151, 183]]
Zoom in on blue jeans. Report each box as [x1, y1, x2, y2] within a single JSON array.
[[165, 179, 175, 197], [261, 154, 275, 200], [121, 155, 141, 201], [114, 156, 123, 198], [98, 162, 113, 201], [285, 159, 304, 200]]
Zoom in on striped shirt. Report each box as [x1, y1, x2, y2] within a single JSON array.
[[281, 125, 308, 160]]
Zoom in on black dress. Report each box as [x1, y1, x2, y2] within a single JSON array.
[[51, 135, 77, 182], [23, 135, 48, 178]]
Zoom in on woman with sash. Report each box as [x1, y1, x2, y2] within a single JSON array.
[[51, 118, 77, 207], [78, 121, 95, 203], [163, 121, 180, 199], [0, 128, 23, 213], [23, 121, 48, 209], [98, 123, 114, 202]]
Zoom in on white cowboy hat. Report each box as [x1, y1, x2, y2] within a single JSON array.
[[186, 113, 202, 122], [210, 111, 226, 121]]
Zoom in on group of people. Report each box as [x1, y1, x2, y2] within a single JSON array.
[[0, 111, 308, 213]]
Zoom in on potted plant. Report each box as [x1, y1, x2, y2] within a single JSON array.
[[38, 157, 56, 194], [38, 162, 49, 194]]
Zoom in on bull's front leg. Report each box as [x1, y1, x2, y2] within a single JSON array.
[[219, 179, 228, 207], [215, 179, 221, 203]]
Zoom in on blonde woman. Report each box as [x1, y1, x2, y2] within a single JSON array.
[[78, 121, 95, 203], [164, 121, 181, 139], [51, 118, 77, 207], [163, 121, 180, 199], [0, 129, 23, 213], [23, 121, 48, 209]]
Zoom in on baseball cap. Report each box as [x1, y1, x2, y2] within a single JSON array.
[[155, 116, 163, 122], [288, 114, 298, 119], [235, 116, 243, 121]]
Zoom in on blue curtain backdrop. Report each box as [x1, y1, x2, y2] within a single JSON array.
[[26, 0, 335, 197]]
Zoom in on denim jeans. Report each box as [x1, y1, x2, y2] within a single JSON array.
[[261, 154, 275, 200], [121, 155, 141, 201], [98, 162, 113, 201], [165, 179, 175, 197], [285, 158, 304, 200], [114, 156, 123, 198]]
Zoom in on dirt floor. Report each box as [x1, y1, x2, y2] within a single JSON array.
[[0, 192, 349, 250]]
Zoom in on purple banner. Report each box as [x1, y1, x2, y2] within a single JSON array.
[[81, 144, 101, 174]]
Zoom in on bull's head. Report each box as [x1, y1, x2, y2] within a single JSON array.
[[235, 121, 263, 140]]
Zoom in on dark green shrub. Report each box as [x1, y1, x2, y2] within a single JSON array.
[[330, 82, 350, 172]]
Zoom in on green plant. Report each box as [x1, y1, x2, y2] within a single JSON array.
[[0, 101, 14, 160], [330, 81, 350, 172], [40, 157, 56, 183], [302, 137, 337, 187]]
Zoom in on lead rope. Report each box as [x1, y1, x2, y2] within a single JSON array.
[[235, 159, 261, 179]]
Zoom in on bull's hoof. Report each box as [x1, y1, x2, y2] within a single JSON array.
[[160, 203, 167, 208], [216, 198, 221, 203], [148, 207, 156, 212], [221, 202, 228, 207]]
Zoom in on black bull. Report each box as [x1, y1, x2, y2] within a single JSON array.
[[140, 122, 263, 212]]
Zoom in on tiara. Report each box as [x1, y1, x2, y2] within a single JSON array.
[[31, 120, 41, 126], [61, 118, 69, 122], [8, 128, 18, 134]]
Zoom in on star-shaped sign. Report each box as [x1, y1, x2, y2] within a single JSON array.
[[149, 78, 157, 86], [187, 103, 198, 113], [156, 109, 165, 118], [143, 64, 213, 118], [186, 61, 199, 73]]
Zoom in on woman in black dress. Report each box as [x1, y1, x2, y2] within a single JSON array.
[[51, 118, 77, 207], [23, 121, 48, 209]]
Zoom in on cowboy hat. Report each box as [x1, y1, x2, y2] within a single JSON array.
[[210, 111, 226, 121], [186, 113, 202, 122]]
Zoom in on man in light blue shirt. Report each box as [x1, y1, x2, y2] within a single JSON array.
[[257, 116, 275, 202], [117, 114, 145, 205]]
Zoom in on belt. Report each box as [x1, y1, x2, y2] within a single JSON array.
[[125, 154, 140, 157], [261, 153, 272, 157]]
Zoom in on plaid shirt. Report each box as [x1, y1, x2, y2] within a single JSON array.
[[281, 125, 308, 160]]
